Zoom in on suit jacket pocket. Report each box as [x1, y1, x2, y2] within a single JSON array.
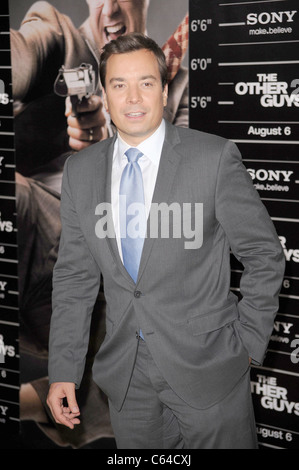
[[187, 302, 239, 336]]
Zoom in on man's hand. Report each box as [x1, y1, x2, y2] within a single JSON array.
[[46, 382, 80, 429], [66, 95, 108, 151]]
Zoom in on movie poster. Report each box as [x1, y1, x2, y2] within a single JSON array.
[[5, 0, 188, 448]]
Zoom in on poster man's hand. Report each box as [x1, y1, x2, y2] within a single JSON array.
[[65, 95, 108, 151]]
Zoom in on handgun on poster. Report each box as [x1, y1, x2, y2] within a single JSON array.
[[54, 63, 96, 116]]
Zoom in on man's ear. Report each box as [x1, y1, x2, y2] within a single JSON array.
[[102, 87, 109, 113], [163, 84, 168, 107]]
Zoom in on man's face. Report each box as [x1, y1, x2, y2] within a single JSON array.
[[86, 0, 149, 48], [102, 49, 168, 146]]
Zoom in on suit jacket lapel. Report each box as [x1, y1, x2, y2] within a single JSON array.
[[137, 122, 182, 283]]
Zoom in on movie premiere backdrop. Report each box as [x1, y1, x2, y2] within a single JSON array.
[[0, 0, 298, 449]]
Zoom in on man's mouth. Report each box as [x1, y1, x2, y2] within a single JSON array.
[[125, 112, 146, 119], [105, 23, 127, 41]]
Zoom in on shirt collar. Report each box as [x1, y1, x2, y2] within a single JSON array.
[[115, 119, 165, 168]]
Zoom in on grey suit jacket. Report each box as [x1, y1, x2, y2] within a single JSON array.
[[48, 121, 285, 410]]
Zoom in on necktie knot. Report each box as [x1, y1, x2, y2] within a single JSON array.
[[125, 147, 143, 164]]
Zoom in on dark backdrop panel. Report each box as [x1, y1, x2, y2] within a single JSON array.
[[0, 0, 19, 437], [189, 0, 299, 449]]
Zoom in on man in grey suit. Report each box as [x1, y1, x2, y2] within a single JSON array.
[[47, 33, 285, 449]]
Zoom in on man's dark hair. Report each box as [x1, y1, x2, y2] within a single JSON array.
[[99, 33, 168, 90]]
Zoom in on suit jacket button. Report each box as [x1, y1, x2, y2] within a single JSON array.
[[134, 290, 141, 298]]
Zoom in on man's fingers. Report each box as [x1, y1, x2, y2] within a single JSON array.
[[61, 406, 81, 427], [67, 107, 106, 130], [55, 412, 80, 429], [65, 96, 72, 117], [68, 125, 108, 151], [47, 382, 80, 429], [62, 406, 80, 416], [67, 125, 103, 142], [76, 95, 101, 113], [47, 397, 74, 428], [62, 386, 80, 415], [65, 95, 103, 119]]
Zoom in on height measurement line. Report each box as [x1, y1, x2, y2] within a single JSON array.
[[0, 383, 20, 390], [261, 198, 299, 203], [258, 443, 285, 450], [232, 139, 299, 144], [272, 217, 299, 222], [219, 40, 299, 47], [219, 0, 288, 6], [219, 22, 246, 26], [218, 121, 299, 124], [252, 364, 299, 378], [243, 159, 299, 163], [219, 60, 299, 66]]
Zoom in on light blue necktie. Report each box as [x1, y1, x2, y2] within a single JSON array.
[[119, 148, 146, 340], [119, 148, 146, 283]]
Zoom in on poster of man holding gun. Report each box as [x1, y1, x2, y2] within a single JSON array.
[[9, 0, 188, 448]]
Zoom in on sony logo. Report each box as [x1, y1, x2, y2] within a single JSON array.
[[247, 168, 294, 182], [247, 10, 297, 25], [0, 281, 7, 291], [0, 405, 8, 416], [273, 321, 293, 335]]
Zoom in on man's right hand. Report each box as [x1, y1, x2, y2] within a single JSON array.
[[46, 382, 80, 429]]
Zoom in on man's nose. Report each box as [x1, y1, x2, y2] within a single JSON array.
[[126, 86, 142, 104], [102, 0, 120, 17]]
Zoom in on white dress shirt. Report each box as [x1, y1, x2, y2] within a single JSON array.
[[111, 119, 166, 261]]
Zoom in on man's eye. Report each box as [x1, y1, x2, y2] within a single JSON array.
[[143, 82, 153, 87]]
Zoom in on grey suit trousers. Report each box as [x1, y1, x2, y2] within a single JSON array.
[[108, 338, 258, 449]]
